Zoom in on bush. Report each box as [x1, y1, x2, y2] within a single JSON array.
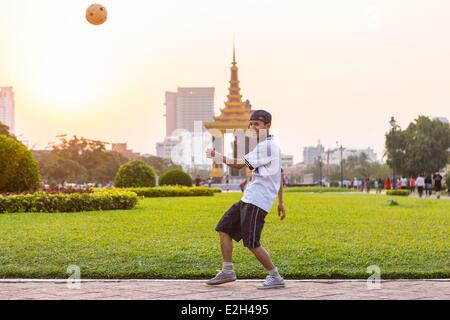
[[446, 175, 450, 191], [159, 169, 193, 187], [0, 190, 138, 213], [114, 160, 156, 188], [386, 189, 410, 197], [0, 135, 40, 193], [117, 186, 220, 198]]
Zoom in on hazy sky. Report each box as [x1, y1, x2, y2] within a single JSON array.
[[1, 0, 449, 163]]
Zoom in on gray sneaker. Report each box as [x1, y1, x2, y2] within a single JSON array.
[[206, 270, 237, 285], [257, 275, 285, 290]]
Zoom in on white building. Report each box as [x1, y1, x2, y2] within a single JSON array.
[[0, 87, 15, 134], [281, 154, 294, 169], [156, 136, 183, 160], [156, 131, 213, 173], [325, 147, 378, 165], [434, 116, 449, 125]]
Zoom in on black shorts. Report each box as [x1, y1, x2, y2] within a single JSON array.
[[215, 201, 268, 249]]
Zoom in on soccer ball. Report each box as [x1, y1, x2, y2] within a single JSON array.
[[86, 4, 108, 25]]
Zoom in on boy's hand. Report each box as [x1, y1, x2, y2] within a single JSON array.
[[206, 149, 216, 159], [278, 203, 286, 221]]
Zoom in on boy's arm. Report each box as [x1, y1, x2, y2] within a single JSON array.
[[206, 149, 247, 170], [278, 177, 286, 220]]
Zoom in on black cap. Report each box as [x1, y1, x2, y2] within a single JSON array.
[[250, 110, 272, 124]]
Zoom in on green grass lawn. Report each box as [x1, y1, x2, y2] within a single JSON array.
[[0, 193, 449, 279], [284, 187, 356, 193]]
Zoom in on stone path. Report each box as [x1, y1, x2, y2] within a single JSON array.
[[0, 279, 449, 300]]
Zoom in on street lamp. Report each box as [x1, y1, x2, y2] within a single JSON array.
[[336, 142, 345, 188], [390, 116, 398, 190], [317, 155, 323, 187]]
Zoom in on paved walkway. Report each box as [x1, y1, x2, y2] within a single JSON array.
[[1, 279, 449, 300]]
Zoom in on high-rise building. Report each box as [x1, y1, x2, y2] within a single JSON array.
[[0, 87, 15, 134], [164, 91, 178, 136], [303, 142, 325, 165], [176, 87, 215, 133], [163, 87, 215, 134]]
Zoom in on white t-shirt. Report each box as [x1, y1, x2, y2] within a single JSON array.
[[401, 178, 408, 187], [416, 176, 425, 187], [241, 136, 282, 213]]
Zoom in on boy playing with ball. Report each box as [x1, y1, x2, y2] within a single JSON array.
[[206, 110, 286, 290]]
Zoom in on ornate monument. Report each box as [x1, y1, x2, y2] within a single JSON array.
[[204, 46, 253, 181]]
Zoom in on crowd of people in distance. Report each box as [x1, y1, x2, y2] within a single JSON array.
[[341, 172, 445, 199]]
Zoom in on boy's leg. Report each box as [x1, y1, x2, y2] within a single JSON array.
[[248, 246, 274, 271], [219, 232, 233, 263], [206, 232, 237, 286], [207, 203, 242, 286], [249, 246, 285, 289]]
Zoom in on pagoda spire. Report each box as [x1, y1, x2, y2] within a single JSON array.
[[208, 43, 250, 123], [233, 39, 236, 65]]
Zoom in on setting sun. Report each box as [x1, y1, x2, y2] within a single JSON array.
[[29, 46, 99, 108]]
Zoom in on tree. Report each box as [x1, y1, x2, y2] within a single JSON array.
[[38, 153, 88, 184], [51, 134, 106, 161], [38, 135, 129, 184], [139, 154, 181, 175], [385, 116, 450, 176], [0, 123, 13, 137], [0, 135, 40, 193], [114, 160, 157, 188], [88, 151, 128, 184]]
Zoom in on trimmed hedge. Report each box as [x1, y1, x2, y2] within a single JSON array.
[[386, 189, 410, 197], [0, 190, 138, 213], [117, 186, 221, 198], [159, 169, 192, 187]]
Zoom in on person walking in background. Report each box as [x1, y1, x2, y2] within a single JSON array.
[[225, 175, 230, 192], [397, 178, 403, 190], [195, 176, 201, 187], [374, 178, 379, 194], [401, 176, 408, 190], [425, 174, 433, 197], [353, 178, 358, 191], [433, 172, 443, 199], [416, 174, 425, 198], [384, 177, 392, 190], [365, 178, 371, 193], [409, 176, 416, 194], [377, 178, 383, 194], [239, 179, 248, 192]]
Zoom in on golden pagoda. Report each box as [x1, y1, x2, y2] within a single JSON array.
[[204, 45, 252, 180]]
